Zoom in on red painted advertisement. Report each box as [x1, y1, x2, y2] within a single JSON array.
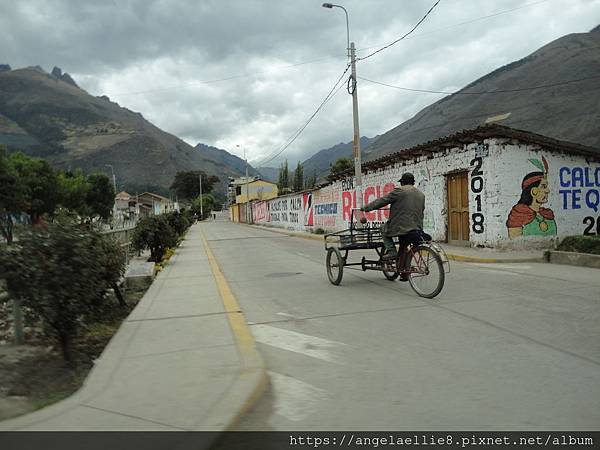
[[303, 193, 313, 226]]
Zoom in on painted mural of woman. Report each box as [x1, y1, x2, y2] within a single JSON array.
[[506, 156, 557, 239]]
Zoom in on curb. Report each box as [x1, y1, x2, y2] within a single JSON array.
[[546, 250, 600, 269], [445, 254, 545, 264], [248, 224, 325, 242], [246, 223, 543, 264], [198, 227, 269, 431]]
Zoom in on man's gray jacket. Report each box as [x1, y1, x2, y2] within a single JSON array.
[[362, 185, 425, 237]]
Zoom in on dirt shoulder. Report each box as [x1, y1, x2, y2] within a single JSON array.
[[0, 287, 146, 421]]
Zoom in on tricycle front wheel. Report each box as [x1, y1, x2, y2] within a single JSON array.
[[326, 247, 344, 285]]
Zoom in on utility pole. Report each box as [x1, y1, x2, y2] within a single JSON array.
[[349, 41, 363, 212], [13, 298, 23, 345], [199, 173, 203, 219], [105, 164, 117, 193], [322, 3, 363, 215], [245, 147, 250, 224], [106, 164, 117, 223], [237, 144, 250, 224]]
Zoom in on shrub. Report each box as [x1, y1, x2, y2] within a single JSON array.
[[556, 235, 600, 255], [314, 228, 325, 235], [132, 215, 177, 262], [165, 210, 190, 237], [0, 222, 125, 365]]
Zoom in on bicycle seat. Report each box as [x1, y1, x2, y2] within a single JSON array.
[[402, 229, 432, 244]]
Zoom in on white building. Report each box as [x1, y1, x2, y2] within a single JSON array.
[[251, 125, 600, 249]]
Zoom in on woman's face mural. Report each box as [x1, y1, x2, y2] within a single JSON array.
[[506, 156, 557, 239]]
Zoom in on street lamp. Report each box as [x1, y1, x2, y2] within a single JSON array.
[[322, 3, 364, 213], [236, 144, 250, 224], [322, 3, 349, 59]]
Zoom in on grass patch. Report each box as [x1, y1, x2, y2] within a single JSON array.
[[556, 235, 600, 255]]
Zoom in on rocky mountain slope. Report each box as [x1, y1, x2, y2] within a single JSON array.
[[194, 143, 260, 179], [0, 66, 247, 192], [301, 136, 377, 181], [364, 26, 600, 161]]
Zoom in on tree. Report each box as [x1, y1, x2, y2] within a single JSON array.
[[293, 161, 304, 192], [132, 215, 178, 262], [170, 171, 219, 201], [277, 160, 290, 193], [85, 173, 114, 221], [191, 194, 220, 219], [329, 157, 353, 178], [58, 171, 114, 223], [0, 147, 25, 244], [165, 210, 191, 236], [8, 152, 60, 224], [0, 223, 125, 365], [58, 170, 89, 217], [306, 170, 318, 189]]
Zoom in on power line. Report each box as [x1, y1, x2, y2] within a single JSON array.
[[357, 0, 554, 54], [253, 64, 351, 168], [358, 74, 600, 95], [357, 0, 443, 62], [113, 56, 343, 97], [110, 0, 553, 97]]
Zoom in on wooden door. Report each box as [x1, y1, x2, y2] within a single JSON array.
[[447, 172, 470, 245]]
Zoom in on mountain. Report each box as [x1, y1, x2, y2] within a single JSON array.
[[301, 136, 377, 181], [0, 66, 247, 193], [256, 166, 279, 183], [194, 143, 260, 178], [364, 26, 600, 161]]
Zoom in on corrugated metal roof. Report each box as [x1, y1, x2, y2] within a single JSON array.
[[328, 124, 600, 181]]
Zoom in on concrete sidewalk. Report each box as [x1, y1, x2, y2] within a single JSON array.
[[0, 224, 266, 432], [248, 224, 546, 263]]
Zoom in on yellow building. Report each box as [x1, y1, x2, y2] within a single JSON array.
[[229, 178, 278, 223], [235, 179, 278, 203]]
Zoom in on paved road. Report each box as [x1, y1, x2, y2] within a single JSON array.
[[201, 222, 600, 431]]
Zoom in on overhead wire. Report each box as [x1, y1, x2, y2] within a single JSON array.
[[357, 0, 443, 62], [356, 0, 554, 54], [358, 74, 600, 95], [252, 64, 351, 167], [113, 56, 343, 97], [110, 0, 553, 97], [255, 0, 444, 166]]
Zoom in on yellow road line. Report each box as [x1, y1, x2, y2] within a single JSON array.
[[199, 226, 268, 429]]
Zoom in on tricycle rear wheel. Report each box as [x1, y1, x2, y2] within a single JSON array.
[[326, 247, 344, 285]]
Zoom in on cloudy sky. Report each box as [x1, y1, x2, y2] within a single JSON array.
[[1, 0, 599, 167]]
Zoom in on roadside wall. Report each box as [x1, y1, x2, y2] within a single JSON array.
[[248, 137, 600, 249], [487, 143, 600, 249]]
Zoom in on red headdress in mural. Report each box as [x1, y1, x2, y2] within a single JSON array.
[[506, 156, 555, 230], [521, 156, 549, 189]]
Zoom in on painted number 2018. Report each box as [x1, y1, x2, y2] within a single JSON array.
[[583, 216, 600, 235], [470, 157, 485, 234]]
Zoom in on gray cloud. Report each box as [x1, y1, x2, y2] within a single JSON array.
[[1, 0, 598, 166]]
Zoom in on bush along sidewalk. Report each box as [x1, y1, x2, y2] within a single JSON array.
[[0, 222, 126, 367], [0, 221, 155, 420], [132, 211, 192, 263], [556, 235, 600, 255]]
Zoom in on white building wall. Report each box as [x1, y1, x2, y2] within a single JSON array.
[[250, 137, 600, 248], [252, 193, 307, 231], [488, 141, 600, 249]]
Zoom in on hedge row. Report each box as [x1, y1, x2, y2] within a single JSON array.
[[132, 210, 193, 262], [557, 235, 600, 255]]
